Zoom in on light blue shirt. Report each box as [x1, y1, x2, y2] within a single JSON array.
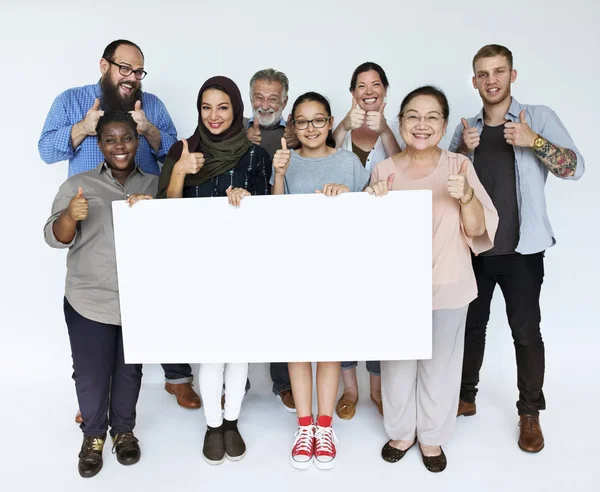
[[38, 82, 178, 177], [449, 97, 584, 254]]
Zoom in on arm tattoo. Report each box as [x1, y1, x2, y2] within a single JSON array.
[[533, 140, 577, 177]]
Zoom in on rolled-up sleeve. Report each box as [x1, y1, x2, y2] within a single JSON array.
[[38, 92, 77, 164], [539, 107, 585, 181], [44, 181, 77, 248]]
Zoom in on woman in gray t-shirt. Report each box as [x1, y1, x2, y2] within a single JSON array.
[[271, 91, 369, 471]]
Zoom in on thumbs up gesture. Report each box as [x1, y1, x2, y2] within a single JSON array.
[[460, 118, 480, 152], [247, 117, 262, 145], [66, 187, 89, 221], [129, 99, 151, 135], [82, 98, 105, 136], [366, 102, 387, 134], [447, 160, 473, 202], [283, 114, 299, 148], [341, 97, 366, 132], [273, 137, 291, 176], [503, 110, 537, 147], [173, 139, 205, 176]]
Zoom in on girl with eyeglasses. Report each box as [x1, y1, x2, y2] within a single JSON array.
[[271, 92, 370, 470]]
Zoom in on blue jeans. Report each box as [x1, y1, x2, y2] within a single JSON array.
[[341, 361, 381, 376]]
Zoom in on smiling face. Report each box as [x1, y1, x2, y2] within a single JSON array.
[[100, 44, 144, 110], [200, 89, 234, 135], [472, 55, 517, 106], [97, 121, 139, 172], [351, 69, 387, 112], [251, 79, 287, 127], [400, 95, 447, 151], [293, 100, 333, 150]]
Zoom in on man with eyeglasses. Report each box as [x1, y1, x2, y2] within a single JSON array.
[[39, 39, 177, 177], [449, 44, 585, 454], [246, 68, 298, 159], [38, 39, 201, 418]]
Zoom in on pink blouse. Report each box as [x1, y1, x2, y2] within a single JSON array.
[[371, 150, 499, 310]]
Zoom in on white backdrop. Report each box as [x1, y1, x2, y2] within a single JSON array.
[[0, 0, 598, 385]]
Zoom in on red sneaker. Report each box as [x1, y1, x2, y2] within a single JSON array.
[[314, 416, 338, 470], [290, 417, 315, 469]]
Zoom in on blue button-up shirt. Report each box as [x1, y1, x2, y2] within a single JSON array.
[[38, 82, 178, 177], [449, 97, 585, 254]]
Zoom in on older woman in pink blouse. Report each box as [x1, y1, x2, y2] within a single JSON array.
[[367, 86, 498, 473]]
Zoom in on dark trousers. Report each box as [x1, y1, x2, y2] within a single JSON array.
[[460, 253, 546, 415], [64, 298, 142, 437], [270, 362, 291, 395], [161, 363, 193, 383]]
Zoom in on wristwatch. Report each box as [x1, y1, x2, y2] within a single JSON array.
[[532, 135, 546, 150]]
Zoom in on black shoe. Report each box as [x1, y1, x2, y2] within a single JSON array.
[[418, 443, 447, 473], [381, 439, 416, 463], [78, 435, 105, 478], [224, 424, 246, 461], [112, 431, 141, 465], [203, 426, 225, 465]]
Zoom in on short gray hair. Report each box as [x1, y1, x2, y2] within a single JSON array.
[[249, 68, 289, 100]]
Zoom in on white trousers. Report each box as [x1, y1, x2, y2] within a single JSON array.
[[199, 363, 248, 428]]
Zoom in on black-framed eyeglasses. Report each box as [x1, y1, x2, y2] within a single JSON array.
[[293, 116, 331, 130], [105, 59, 147, 80]]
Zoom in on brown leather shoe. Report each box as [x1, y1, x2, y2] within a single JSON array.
[[457, 400, 476, 417], [518, 414, 544, 453], [336, 395, 358, 420], [75, 409, 83, 424], [165, 382, 201, 409], [277, 390, 296, 413]]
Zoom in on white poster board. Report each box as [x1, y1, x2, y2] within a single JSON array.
[[112, 191, 432, 363]]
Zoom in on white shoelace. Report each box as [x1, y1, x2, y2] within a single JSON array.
[[293, 425, 315, 455], [314, 426, 338, 455]]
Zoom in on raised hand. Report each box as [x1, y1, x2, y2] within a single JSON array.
[[366, 102, 387, 134], [81, 98, 105, 136], [226, 185, 251, 207], [460, 118, 480, 152], [67, 187, 89, 221], [365, 173, 395, 196], [129, 100, 151, 135], [341, 97, 366, 132], [283, 114, 299, 148], [273, 137, 291, 176], [504, 110, 537, 147], [173, 139, 205, 176], [447, 161, 472, 202], [247, 117, 262, 145]]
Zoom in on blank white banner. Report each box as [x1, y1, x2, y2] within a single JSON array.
[[112, 191, 432, 364]]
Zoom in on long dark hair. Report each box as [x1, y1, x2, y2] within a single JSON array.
[[291, 92, 336, 148], [350, 62, 389, 91]]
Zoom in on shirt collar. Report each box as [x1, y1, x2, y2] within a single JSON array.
[[247, 116, 287, 128], [99, 162, 145, 177], [476, 96, 523, 124]]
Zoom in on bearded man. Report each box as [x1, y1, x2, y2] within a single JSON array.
[[39, 39, 177, 176]]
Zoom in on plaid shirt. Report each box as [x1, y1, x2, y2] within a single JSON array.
[[39, 82, 177, 177]]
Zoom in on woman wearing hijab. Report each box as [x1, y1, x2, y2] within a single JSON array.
[[158, 76, 271, 465]]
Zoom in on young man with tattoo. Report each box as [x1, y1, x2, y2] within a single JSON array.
[[450, 44, 584, 453]]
